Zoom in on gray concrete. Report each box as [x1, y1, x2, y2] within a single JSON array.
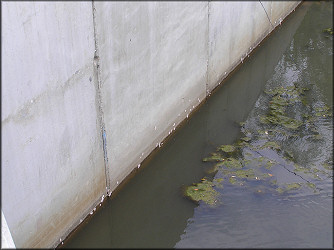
[[94, 2, 208, 192], [2, 2, 106, 248], [2, 1, 300, 248], [208, 1, 272, 92]]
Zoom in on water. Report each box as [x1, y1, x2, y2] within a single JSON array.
[[61, 2, 332, 248]]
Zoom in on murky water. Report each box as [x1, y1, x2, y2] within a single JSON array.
[[61, 2, 332, 248]]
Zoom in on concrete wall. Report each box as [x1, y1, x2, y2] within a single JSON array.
[[94, 1, 301, 194], [1, 2, 106, 248], [94, 2, 209, 192], [1, 1, 300, 248]]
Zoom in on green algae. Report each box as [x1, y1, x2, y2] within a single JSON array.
[[313, 105, 332, 118], [261, 114, 303, 129], [229, 176, 237, 184], [184, 179, 220, 206], [286, 183, 302, 190], [284, 150, 295, 161], [242, 159, 251, 166], [222, 158, 243, 169], [311, 134, 323, 140], [215, 178, 224, 183], [218, 145, 237, 153], [203, 153, 225, 162], [260, 84, 310, 130], [223, 169, 256, 179], [186, 84, 331, 206], [259, 173, 273, 180], [294, 164, 311, 174], [239, 121, 246, 127], [260, 141, 281, 150], [265, 160, 276, 169], [256, 156, 265, 163], [306, 182, 317, 193], [322, 162, 333, 171], [270, 180, 277, 186], [323, 27, 333, 35], [276, 183, 303, 194], [235, 139, 252, 149], [241, 136, 252, 142]]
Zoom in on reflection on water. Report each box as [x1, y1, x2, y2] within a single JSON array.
[[177, 1, 332, 248], [62, 1, 332, 248]]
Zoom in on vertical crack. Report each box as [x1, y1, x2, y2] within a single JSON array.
[[92, 1, 111, 195]]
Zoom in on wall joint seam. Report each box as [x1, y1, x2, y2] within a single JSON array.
[[206, 1, 210, 96], [92, 1, 111, 195], [259, 0, 274, 30]]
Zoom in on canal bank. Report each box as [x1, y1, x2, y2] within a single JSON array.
[[2, 2, 301, 247]]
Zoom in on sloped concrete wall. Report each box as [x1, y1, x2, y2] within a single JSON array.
[[94, 1, 301, 193], [1, 1, 300, 248], [1, 2, 106, 248], [94, 2, 208, 192], [208, 1, 300, 92]]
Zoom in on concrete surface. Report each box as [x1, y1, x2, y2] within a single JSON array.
[[2, 211, 16, 248], [2, 2, 106, 248], [1, 1, 300, 247], [94, 2, 208, 192]]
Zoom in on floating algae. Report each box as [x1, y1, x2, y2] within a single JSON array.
[[218, 145, 237, 153], [229, 176, 237, 184], [183, 84, 332, 206], [323, 27, 333, 35], [322, 162, 333, 171], [313, 105, 332, 118], [260, 141, 281, 150], [274, 182, 317, 194], [241, 136, 252, 142], [259, 84, 310, 130], [286, 183, 302, 190], [306, 182, 317, 192], [265, 160, 276, 169], [222, 158, 243, 169], [184, 179, 221, 206], [203, 152, 225, 162]]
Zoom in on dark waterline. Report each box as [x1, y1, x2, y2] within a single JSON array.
[[62, 2, 332, 248]]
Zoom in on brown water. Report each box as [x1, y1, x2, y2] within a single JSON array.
[[61, 1, 332, 248]]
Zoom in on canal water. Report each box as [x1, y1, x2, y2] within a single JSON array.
[[62, 1, 332, 248]]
